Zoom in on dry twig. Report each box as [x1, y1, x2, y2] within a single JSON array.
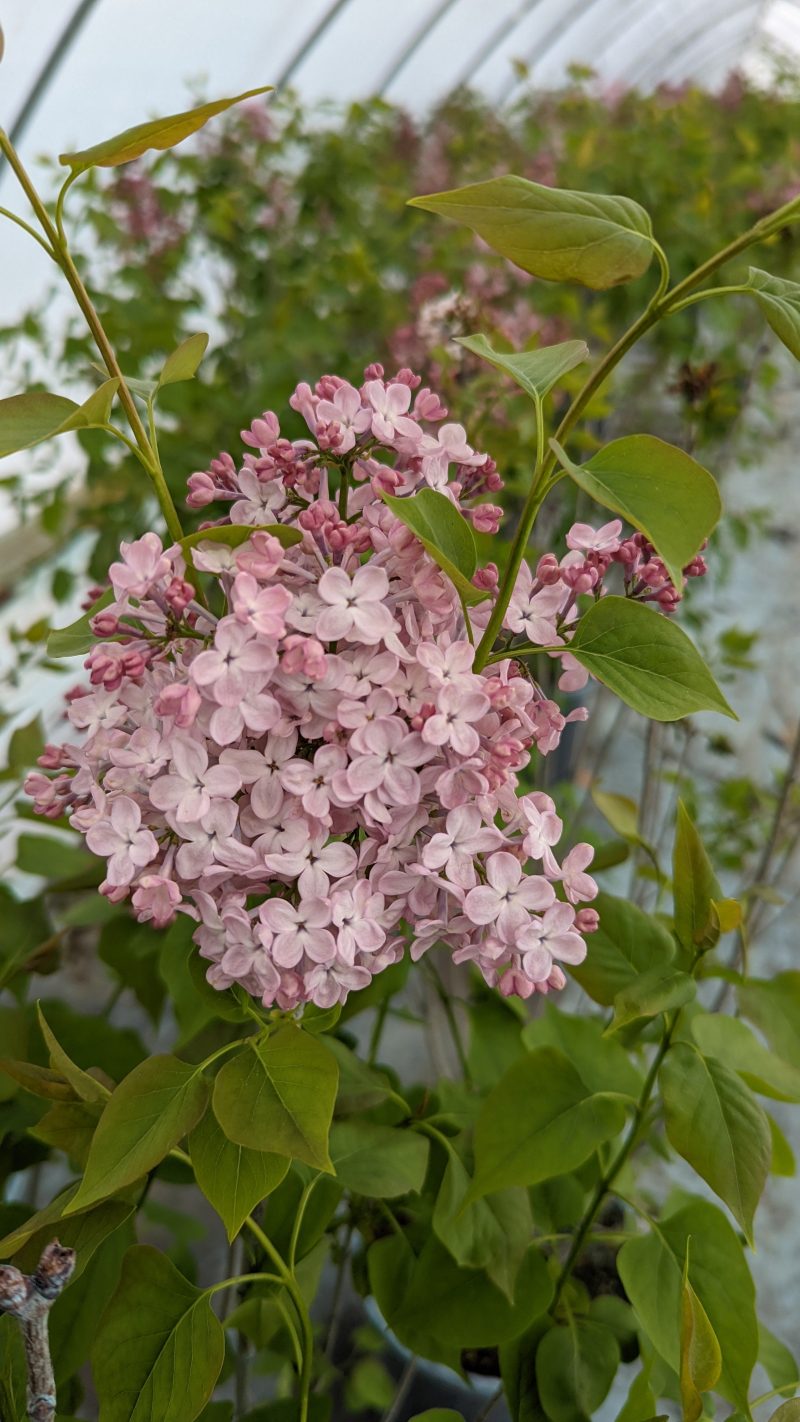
[[0, 1238, 76, 1422]]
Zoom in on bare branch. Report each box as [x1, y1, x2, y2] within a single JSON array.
[[0, 1238, 76, 1422]]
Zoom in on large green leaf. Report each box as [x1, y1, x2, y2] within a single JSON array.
[[522, 1003, 642, 1097], [49, 1215, 134, 1386], [213, 1026, 337, 1171], [618, 1199, 757, 1410], [680, 1245, 722, 1422], [467, 1047, 626, 1200], [457, 333, 589, 401], [60, 87, 274, 170], [747, 268, 800, 360], [737, 972, 800, 1069], [0, 381, 118, 459], [47, 587, 115, 659], [608, 964, 695, 1032], [500, 1317, 552, 1422], [37, 1002, 109, 1103], [368, 1233, 552, 1359], [432, 1138, 532, 1302], [758, 1323, 798, 1395], [31, 1099, 103, 1168], [690, 1013, 800, 1102], [189, 1109, 288, 1242], [328, 1119, 428, 1197], [408, 176, 655, 289], [92, 1246, 224, 1422], [769, 1405, 800, 1422], [381, 488, 488, 605], [568, 596, 735, 721], [550, 435, 720, 589], [535, 1319, 620, 1422], [322, 1035, 407, 1115], [66, 1055, 209, 1211], [569, 893, 675, 1006], [660, 1043, 771, 1242], [11, 1196, 133, 1277]]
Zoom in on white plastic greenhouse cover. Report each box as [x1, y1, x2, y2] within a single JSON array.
[[1, 0, 800, 303]]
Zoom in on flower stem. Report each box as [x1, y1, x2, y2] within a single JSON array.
[[551, 1008, 681, 1310], [0, 129, 184, 544], [474, 194, 800, 671], [244, 1213, 315, 1422]]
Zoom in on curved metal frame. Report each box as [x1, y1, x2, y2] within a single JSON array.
[[634, 0, 761, 89], [445, 0, 551, 96], [6, 0, 104, 149], [375, 0, 463, 95], [497, 0, 619, 104], [274, 0, 353, 88]]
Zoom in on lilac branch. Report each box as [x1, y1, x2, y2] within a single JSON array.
[[0, 1239, 76, 1422]]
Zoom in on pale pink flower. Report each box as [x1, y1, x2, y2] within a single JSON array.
[[316, 566, 397, 646], [556, 650, 589, 693], [280, 745, 348, 822], [86, 796, 158, 886], [506, 561, 564, 644], [329, 881, 387, 960], [559, 843, 598, 904], [416, 640, 475, 688], [464, 852, 555, 941], [270, 838, 358, 898], [363, 380, 419, 442], [420, 422, 484, 488], [174, 802, 255, 879], [422, 806, 503, 889], [132, 873, 181, 926], [249, 732, 299, 820], [258, 896, 335, 968], [339, 718, 429, 806], [422, 683, 490, 756], [566, 519, 622, 553], [109, 532, 171, 599], [230, 574, 292, 639], [208, 686, 282, 746], [520, 902, 587, 977], [520, 792, 563, 865], [315, 383, 371, 452], [230, 469, 286, 525], [190, 618, 276, 705], [150, 738, 242, 822]]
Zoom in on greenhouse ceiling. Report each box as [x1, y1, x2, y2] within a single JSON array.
[[0, 0, 799, 324], [3, 0, 800, 164]]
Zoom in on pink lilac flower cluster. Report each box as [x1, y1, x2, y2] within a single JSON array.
[[26, 364, 704, 1012]]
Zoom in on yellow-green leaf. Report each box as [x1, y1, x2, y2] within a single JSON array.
[[60, 87, 274, 170], [381, 487, 488, 605], [66, 1055, 209, 1211], [747, 267, 800, 360], [457, 333, 589, 401], [409, 175, 655, 289], [213, 1026, 338, 1172], [680, 1243, 722, 1422], [0, 380, 118, 459], [551, 434, 720, 589], [660, 1043, 771, 1243], [568, 596, 735, 721], [37, 1001, 109, 1104], [158, 333, 209, 388]]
